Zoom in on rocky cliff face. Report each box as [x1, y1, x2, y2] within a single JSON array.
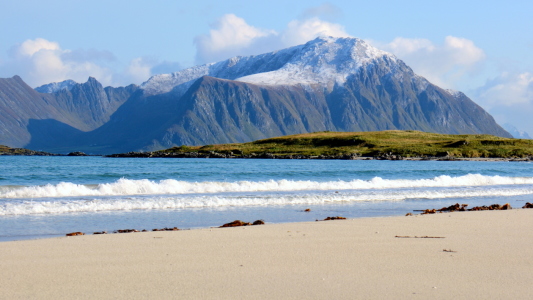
[[51, 77, 137, 131], [160, 76, 334, 146], [0, 76, 65, 147], [0, 76, 138, 149], [0, 37, 511, 154], [150, 69, 509, 148]]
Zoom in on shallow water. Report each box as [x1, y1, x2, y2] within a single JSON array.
[[1, 156, 532, 241]]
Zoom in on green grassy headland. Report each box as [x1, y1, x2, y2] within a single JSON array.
[[153, 130, 533, 159]]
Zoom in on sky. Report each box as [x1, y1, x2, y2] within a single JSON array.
[[1, 0, 532, 135]]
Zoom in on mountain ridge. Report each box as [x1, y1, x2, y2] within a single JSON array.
[[35, 79, 77, 93], [0, 36, 512, 154], [0, 75, 138, 149], [140, 37, 393, 96]]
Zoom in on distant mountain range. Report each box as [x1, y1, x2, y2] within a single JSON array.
[[502, 123, 531, 139], [0, 36, 512, 154]]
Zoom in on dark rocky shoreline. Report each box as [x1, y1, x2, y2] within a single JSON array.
[[0, 148, 61, 156], [106, 151, 363, 160], [105, 150, 533, 162], [0, 145, 90, 156], [3, 145, 533, 162]]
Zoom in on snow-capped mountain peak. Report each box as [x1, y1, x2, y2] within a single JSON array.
[[140, 36, 395, 96], [35, 79, 78, 93], [237, 37, 393, 88]]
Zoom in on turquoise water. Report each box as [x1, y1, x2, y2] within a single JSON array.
[[1, 156, 533, 241]]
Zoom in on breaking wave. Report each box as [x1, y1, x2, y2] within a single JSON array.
[[1, 185, 533, 216], [1, 174, 533, 199], [1, 174, 533, 216]]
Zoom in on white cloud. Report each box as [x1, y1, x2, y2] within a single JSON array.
[[194, 14, 277, 64], [384, 37, 435, 57], [125, 57, 154, 85], [15, 38, 61, 57], [194, 14, 351, 64], [472, 71, 533, 135], [282, 18, 350, 46], [374, 36, 485, 89], [1, 38, 182, 87], [3, 38, 113, 87], [444, 36, 485, 66], [475, 72, 533, 107]]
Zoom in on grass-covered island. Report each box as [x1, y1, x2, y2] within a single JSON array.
[[107, 130, 533, 160]]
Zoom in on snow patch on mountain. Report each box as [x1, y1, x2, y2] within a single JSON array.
[[141, 36, 395, 96], [446, 89, 464, 98], [140, 64, 212, 97], [35, 80, 77, 93], [140, 45, 300, 96], [237, 36, 392, 88]]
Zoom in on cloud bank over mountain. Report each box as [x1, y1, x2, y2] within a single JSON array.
[[0, 39, 181, 88], [193, 14, 351, 64], [473, 71, 533, 130], [4, 38, 114, 87], [373, 36, 486, 89]]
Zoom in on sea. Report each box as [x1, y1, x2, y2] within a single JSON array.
[[1, 156, 533, 241]]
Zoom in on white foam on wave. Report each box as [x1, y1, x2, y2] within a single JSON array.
[[1, 174, 532, 200], [1, 184, 532, 216]]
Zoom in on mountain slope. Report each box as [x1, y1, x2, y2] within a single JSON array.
[[50, 77, 138, 131], [35, 80, 77, 93], [160, 76, 334, 146], [0, 76, 138, 149], [0, 76, 68, 147]]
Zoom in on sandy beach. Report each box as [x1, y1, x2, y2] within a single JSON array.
[[1, 209, 532, 299]]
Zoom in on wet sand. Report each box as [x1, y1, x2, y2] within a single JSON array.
[[1, 209, 532, 299]]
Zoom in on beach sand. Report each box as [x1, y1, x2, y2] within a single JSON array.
[[1, 209, 532, 299]]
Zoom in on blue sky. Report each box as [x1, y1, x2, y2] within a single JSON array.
[[1, 0, 532, 134]]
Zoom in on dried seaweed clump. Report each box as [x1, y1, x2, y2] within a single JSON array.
[[66, 232, 84, 236], [469, 203, 512, 211], [152, 227, 180, 231], [418, 203, 512, 215], [322, 216, 347, 221], [219, 220, 265, 228]]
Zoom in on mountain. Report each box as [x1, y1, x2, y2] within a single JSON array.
[[0, 36, 511, 154], [122, 37, 510, 150], [44, 77, 138, 131], [0, 76, 138, 149], [0, 75, 94, 148], [502, 123, 531, 139], [35, 80, 77, 93], [141, 36, 389, 96]]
